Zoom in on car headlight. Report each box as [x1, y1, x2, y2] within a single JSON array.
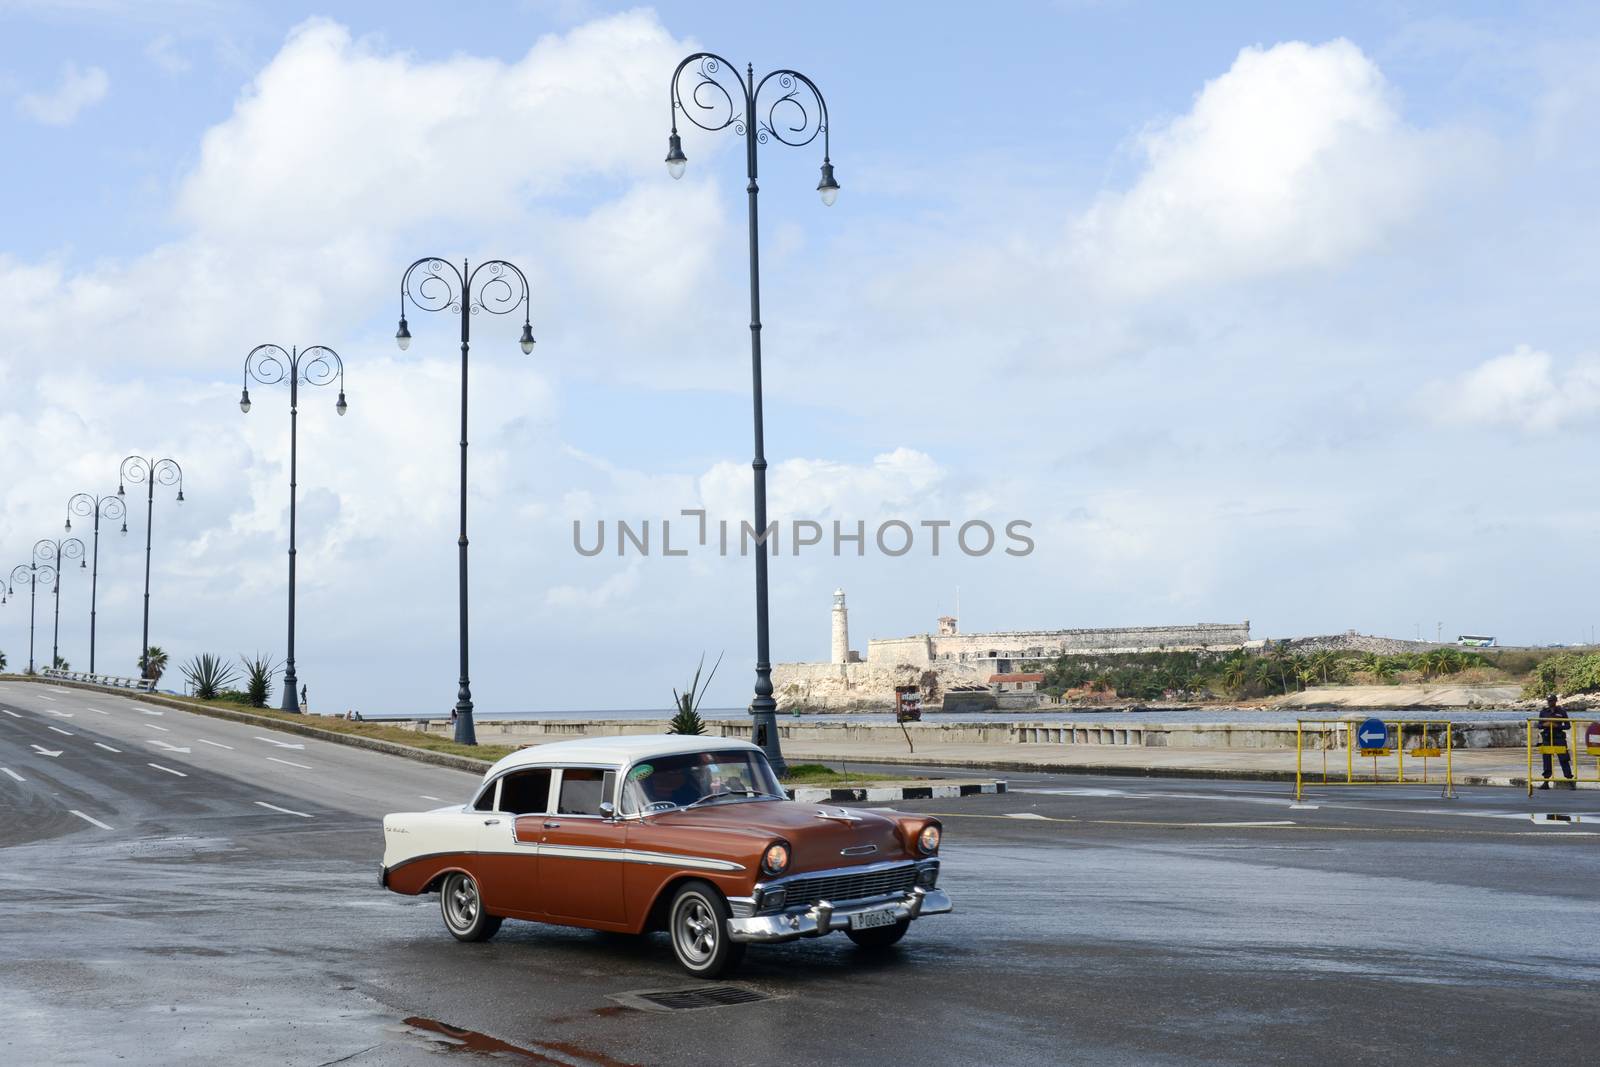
[[762, 842, 790, 876], [918, 824, 941, 855]]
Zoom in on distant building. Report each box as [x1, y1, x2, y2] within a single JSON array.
[[989, 672, 1044, 693]]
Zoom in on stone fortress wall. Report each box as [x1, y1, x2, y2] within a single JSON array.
[[771, 591, 1253, 711]]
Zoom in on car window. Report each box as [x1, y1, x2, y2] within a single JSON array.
[[557, 768, 616, 816], [498, 768, 553, 815], [471, 780, 498, 812]]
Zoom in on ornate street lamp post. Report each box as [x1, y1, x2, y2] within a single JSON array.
[[396, 258, 536, 745], [34, 538, 86, 670], [66, 492, 127, 674], [6, 561, 55, 674], [118, 456, 184, 678], [664, 54, 840, 773], [239, 344, 348, 713]]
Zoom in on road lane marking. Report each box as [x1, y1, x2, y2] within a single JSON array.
[[1194, 820, 1297, 827], [85, 706, 108, 715], [1004, 812, 1050, 820], [48, 710, 73, 717], [141, 723, 170, 732], [1, 709, 20, 718], [47, 726, 74, 736], [419, 795, 442, 801], [46, 687, 70, 694], [148, 740, 192, 754], [38, 695, 56, 702], [147, 763, 187, 777], [2, 768, 23, 782], [196, 738, 233, 750], [31, 745, 62, 758], [93, 742, 121, 753], [265, 756, 311, 770], [254, 801, 312, 818], [253, 736, 305, 750], [68, 810, 113, 830], [140, 709, 164, 716]]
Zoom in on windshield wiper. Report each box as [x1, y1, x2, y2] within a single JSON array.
[[685, 788, 777, 808]]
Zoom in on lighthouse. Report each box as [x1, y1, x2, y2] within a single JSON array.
[[831, 588, 849, 665]]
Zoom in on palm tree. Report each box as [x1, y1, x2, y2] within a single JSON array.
[[0, 650, 7, 672], [142, 646, 169, 684]]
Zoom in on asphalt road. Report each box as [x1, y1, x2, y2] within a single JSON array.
[[2, 681, 1597, 1066]]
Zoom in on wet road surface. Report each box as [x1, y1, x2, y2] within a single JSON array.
[[2, 681, 1597, 1065]]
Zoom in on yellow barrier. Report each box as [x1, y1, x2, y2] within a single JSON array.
[[1524, 717, 1600, 797], [1295, 719, 1455, 802]]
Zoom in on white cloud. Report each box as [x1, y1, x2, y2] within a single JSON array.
[[1075, 39, 1457, 296], [1428, 344, 1600, 432], [16, 62, 108, 125]]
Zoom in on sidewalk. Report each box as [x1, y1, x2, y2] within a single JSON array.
[[782, 737, 1597, 789]]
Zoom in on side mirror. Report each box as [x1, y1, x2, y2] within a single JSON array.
[[599, 801, 616, 820]]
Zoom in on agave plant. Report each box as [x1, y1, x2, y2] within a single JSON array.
[[668, 652, 723, 736], [240, 653, 281, 708], [181, 652, 240, 700]]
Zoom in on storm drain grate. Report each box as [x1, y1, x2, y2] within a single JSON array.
[[612, 985, 772, 1012]]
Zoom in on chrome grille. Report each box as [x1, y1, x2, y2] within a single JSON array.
[[781, 863, 917, 907]]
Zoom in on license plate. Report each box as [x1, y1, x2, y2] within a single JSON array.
[[849, 908, 898, 930]]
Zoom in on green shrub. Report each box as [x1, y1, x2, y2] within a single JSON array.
[[240, 653, 280, 708], [1525, 652, 1600, 697]]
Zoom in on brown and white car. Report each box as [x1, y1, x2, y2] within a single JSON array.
[[380, 735, 951, 976]]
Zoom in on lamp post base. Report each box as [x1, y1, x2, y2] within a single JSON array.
[[748, 697, 787, 776], [281, 671, 300, 714], [453, 698, 476, 746]]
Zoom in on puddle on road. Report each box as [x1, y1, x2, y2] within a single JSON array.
[[402, 1016, 638, 1066]]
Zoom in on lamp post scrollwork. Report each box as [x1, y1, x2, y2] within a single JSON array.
[[664, 54, 840, 773], [396, 257, 536, 746], [119, 456, 184, 678], [66, 491, 127, 674], [239, 343, 348, 713]]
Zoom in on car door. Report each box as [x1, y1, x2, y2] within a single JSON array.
[[535, 767, 627, 926], [480, 766, 549, 917]]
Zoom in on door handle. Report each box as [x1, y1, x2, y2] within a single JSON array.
[[543, 820, 561, 829], [483, 819, 500, 826]]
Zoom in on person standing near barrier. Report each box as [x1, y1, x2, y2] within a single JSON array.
[[1539, 693, 1574, 789]]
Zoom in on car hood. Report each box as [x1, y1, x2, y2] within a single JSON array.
[[651, 799, 909, 871]]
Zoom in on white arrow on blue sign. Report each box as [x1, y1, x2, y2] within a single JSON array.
[[1357, 718, 1389, 748]]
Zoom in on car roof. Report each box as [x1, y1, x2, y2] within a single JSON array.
[[483, 734, 764, 777]]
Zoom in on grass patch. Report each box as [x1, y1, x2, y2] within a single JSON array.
[[152, 694, 516, 764], [781, 763, 918, 786]]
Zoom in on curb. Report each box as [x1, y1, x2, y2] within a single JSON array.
[[788, 781, 1007, 804], [3, 675, 494, 774]]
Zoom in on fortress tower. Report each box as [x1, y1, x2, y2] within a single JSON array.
[[831, 588, 849, 665]]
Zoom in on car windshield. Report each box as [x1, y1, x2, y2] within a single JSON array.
[[621, 749, 785, 814]]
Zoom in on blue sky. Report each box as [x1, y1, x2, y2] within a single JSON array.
[[4, 1, 1600, 713]]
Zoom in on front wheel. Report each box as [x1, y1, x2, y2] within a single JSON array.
[[846, 918, 910, 950], [439, 871, 502, 942], [668, 880, 745, 977]]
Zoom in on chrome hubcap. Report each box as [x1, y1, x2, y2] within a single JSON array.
[[445, 875, 479, 930], [675, 896, 717, 964]]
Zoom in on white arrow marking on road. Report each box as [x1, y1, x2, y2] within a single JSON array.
[[38, 695, 56, 701], [68, 810, 113, 830], [254, 801, 312, 818], [48, 710, 73, 717], [149, 740, 192, 754], [419, 795, 441, 801], [30, 745, 62, 758], [140, 709, 163, 716], [1, 709, 20, 718], [47, 725, 74, 736], [147, 763, 186, 777], [265, 756, 311, 770], [93, 742, 121, 753], [2, 768, 24, 782], [1004, 812, 1050, 820], [141, 723, 170, 733], [196, 738, 233, 750], [253, 736, 305, 750]]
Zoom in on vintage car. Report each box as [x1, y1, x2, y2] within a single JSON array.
[[380, 735, 951, 976]]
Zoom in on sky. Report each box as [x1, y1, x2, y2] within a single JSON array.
[[3, 1, 1600, 715]]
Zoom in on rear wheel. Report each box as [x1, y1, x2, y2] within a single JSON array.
[[846, 918, 910, 950], [439, 872, 501, 942], [668, 880, 744, 977]]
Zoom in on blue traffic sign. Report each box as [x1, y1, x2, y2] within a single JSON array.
[[1356, 717, 1390, 750]]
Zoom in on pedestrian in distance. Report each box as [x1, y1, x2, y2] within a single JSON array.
[[1538, 693, 1574, 790]]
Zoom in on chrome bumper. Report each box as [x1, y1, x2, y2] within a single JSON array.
[[727, 887, 953, 944]]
